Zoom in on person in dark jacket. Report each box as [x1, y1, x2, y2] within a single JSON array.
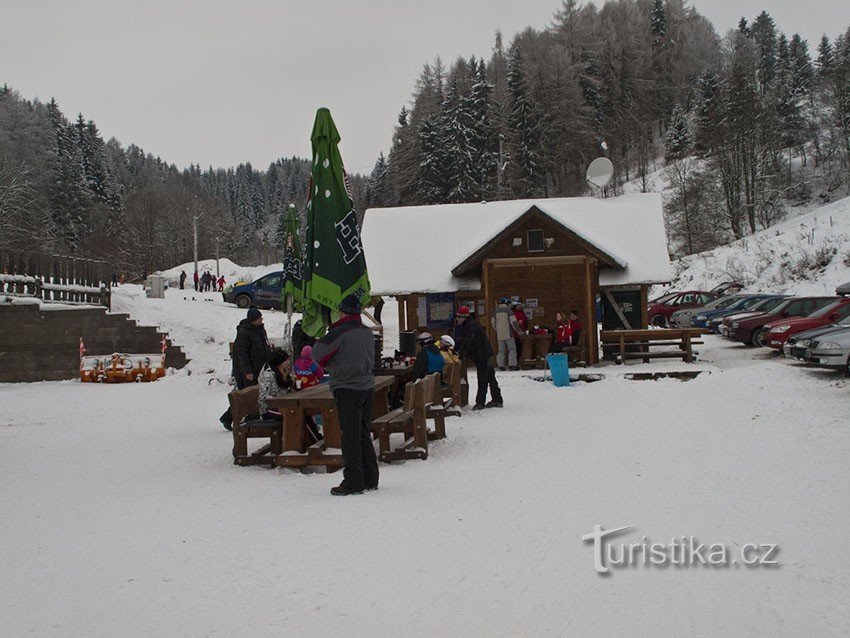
[[412, 332, 445, 380], [456, 306, 503, 410], [311, 293, 378, 496], [233, 307, 271, 388], [179, 270, 186, 290], [219, 307, 272, 430]]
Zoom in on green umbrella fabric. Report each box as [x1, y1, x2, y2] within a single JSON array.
[[301, 107, 371, 337], [280, 203, 303, 311]]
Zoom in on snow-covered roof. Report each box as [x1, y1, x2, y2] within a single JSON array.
[[361, 193, 672, 295]]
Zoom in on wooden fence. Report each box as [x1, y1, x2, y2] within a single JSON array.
[[0, 249, 112, 308]]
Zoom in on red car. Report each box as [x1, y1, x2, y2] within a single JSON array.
[[647, 290, 718, 327], [728, 296, 837, 346], [763, 298, 850, 349]]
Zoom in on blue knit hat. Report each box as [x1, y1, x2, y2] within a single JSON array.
[[338, 293, 362, 315]]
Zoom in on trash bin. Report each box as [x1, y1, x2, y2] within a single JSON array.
[[546, 353, 570, 387]]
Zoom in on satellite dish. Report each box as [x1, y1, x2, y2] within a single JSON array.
[[586, 157, 614, 189]]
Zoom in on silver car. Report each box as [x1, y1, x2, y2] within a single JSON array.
[[805, 326, 850, 372]]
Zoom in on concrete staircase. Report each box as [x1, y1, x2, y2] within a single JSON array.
[[0, 303, 189, 383]]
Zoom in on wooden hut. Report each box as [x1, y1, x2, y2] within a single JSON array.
[[361, 194, 671, 365]]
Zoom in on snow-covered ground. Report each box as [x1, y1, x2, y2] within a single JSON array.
[[2, 286, 849, 636]]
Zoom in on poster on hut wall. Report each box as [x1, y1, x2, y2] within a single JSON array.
[[426, 292, 455, 328], [417, 297, 426, 327]]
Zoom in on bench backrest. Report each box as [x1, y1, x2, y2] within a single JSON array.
[[426, 372, 443, 404], [228, 385, 259, 426]]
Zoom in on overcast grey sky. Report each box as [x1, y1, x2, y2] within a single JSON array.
[[2, 1, 846, 174]]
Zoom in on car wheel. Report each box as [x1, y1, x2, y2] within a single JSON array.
[[751, 327, 768, 347], [651, 314, 667, 327], [236, 295, 251, 309]]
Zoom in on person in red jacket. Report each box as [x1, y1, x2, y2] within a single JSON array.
[[549, 311, 571, 353], [567, 310, 583, 346]]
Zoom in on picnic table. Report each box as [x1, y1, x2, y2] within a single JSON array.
[[378, 363, 414, 400], [265, 375, 395, 470], [599, 328, 707, 364]]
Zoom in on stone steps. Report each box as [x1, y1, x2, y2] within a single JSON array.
[[0, 304, 189, 383]]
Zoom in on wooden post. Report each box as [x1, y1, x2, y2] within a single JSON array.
[[684, 332, 693, 363]]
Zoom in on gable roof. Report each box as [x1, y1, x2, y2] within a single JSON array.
[[361, 193, 672, 295], [451, 204, 626, 276]]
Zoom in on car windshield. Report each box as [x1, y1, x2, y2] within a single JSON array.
[[751, 297, 785, 312], [739, 296, 769, 309], [650, 292, 677, 304], [709, 296, 744, 310], [809, 300, 843, 318]]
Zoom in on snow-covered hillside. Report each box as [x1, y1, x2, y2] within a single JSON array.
[[154, 258, 281, 287], [667, 195, 850, 296]]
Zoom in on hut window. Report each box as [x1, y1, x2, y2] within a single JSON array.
[[527, 229, 544, 252]]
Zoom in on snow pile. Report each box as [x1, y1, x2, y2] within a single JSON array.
[[666, 195, 850, 296]]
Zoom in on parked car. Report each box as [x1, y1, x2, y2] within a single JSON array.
[[689, 294, 778, 329], [710, 281, 744, 296], [763, 298, 850, 349], [669, 294, 747, 328], [647, 290, 718, 327], [783, 322, 850, 359], [222, 271, 284, 309], [727, 297, 836, 346], [717, 296, 790, 335], [804, 326, 850, 372]]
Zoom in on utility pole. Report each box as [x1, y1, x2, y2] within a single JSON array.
[[215, 238, 220, 278]]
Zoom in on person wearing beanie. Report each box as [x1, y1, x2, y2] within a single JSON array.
[[412, 332, 444, 380], [219, 307, 272, 430], [311, 293, 378, 496], [491, 297, 520, 371], [457, 305, 503, 410]]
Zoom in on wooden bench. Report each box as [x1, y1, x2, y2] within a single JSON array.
[[426, 370, 461, 441], [370, 377, 430, 462], [599, 328, 707, 364], [440, 362, 465, 414], [228, 385, 282, 466]]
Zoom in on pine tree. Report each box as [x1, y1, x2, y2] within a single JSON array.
[[750, 11, 778, 92], [506, 46, 544, 197], [467, 59, 498, 199], [441, 78, 478, 203], [366, 153, 388, 208], [416, 115, 449, 204], [664, 105, 692, 161], [650, 0, 667, 48], [816, 35, 835, 75], [789, 34, 814, 96]]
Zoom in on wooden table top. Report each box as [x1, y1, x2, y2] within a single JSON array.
[[266, 375, 394, 408], [377, 364, 413, 376], [599, 327, 708, 341]]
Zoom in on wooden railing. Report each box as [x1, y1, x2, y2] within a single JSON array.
[[0, 249, 111, 308]]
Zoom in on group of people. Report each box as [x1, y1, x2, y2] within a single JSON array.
[[180, 269, 225, 292], [221, 294, 381, 497], [550, 310, 583, 354]]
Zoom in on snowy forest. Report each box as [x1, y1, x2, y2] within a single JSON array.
[[2, 0, 850, 271], [0, 93, 368, 273], [368, 1, 850, 255]]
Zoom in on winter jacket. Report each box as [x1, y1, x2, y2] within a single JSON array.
[[412, 343, 445, 380], [555, 321, 571, 344], [513, 309, 529, 334], [311, 315, 375, 392], [233, 319, 271, 387], [458, 317, 494, 363], [293, 345, 324, 389], [440, 347, 460, 365], [257, 364, 291, 415], [491, 304, 519, 340], [568, 319, 583, 345]]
